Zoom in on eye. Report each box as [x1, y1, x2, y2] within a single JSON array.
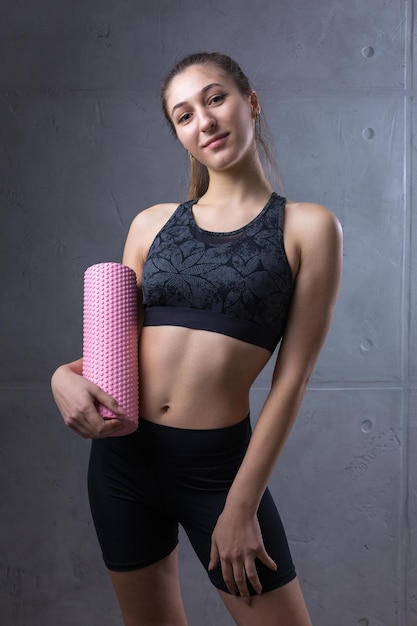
[[177, 112, 192, 124], [208, 94, 225, 106]]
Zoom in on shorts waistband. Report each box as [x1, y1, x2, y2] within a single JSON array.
[[137, 414, 251, 469]]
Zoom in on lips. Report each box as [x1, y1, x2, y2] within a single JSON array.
[[203, 133, 229, 149]]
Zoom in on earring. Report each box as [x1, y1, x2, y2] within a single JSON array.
[[188, 151, 193, 159]]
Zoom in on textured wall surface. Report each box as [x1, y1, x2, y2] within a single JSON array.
[[0, 1, 414, 624]]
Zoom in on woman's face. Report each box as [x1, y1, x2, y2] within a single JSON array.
[[165, 64, 259, 173]]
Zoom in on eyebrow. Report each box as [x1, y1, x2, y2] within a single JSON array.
[[171, 82, 225, 117]]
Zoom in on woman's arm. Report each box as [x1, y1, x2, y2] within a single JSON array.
[[209, 202, 343, 601], [51, 203, 177, 439]]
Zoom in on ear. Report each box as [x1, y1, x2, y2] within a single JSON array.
[[249, 91, 261, 119]]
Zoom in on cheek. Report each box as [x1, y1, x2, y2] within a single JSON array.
[[173, 130, 188, 151], [174, 125, 195, 150], [233, 105, 254, 132], [236, 115, 255, 148]]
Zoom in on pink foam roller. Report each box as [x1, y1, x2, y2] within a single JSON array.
[[82, 262, 138, 436]]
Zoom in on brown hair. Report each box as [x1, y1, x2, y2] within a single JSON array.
[[160, 52, 282, 199]]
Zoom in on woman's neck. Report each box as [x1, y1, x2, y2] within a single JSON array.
[[201, 157, 272, 210]]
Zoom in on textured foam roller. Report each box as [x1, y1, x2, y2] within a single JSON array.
[[82, 262, 138, 436]]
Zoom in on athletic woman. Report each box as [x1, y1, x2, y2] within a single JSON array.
[[51, 52, 342, 626]]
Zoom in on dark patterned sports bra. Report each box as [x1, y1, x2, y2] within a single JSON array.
[[141, 192, 294, 353]]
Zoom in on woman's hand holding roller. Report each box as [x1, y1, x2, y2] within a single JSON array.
[[51, 360, 125, 439]]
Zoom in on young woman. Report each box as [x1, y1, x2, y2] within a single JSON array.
[[51, 52, 342, 626]]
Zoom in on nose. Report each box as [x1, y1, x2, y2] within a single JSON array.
[[197, 108, 216, 132]]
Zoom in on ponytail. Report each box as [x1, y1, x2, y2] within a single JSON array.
[[188, 157, 209, 200]]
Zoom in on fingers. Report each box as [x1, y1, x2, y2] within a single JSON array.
[[221, 559, 240, 598], [93, 418, 124, 439], [66, 399, 125, 438], [215, 548, 277, 603], [59, 378, 126, 439], [258, 551, 277, 572], [93, 387, 126, 418], [209, 536, 241, 597], [209, 510, 280, 604], [66, 407, 123, 439], [91, 385, 128, 434], [224, 554, 255, 601], [245, 548, 277, 598], [243, 556, 262, 597], [208, 542, 220, 573]]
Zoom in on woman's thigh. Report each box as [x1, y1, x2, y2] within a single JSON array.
[[88, 432, 179, 571], [218, 577, 312, 626], [108, 547, 189, 626]]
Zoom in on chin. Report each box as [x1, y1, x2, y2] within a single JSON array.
[[204, 151, 242, 172]]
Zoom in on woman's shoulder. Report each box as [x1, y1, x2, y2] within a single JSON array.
[[286, 199, 338, 219], [285, 199, 342, 238], [130, 202, 181, 230], [127, 201, 184, 240], [123, 202, 181, 273], [283, 200, 342, 268]]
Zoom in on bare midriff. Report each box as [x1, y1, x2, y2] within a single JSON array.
[[138, 325, 272, 429]]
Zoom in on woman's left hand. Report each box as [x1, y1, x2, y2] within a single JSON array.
[[208, 505, 277, 603]]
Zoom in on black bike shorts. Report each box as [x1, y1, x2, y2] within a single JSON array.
[[87, 414, 296, 595]]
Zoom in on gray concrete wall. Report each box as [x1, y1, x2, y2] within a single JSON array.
[[0, 0, 414, 624]]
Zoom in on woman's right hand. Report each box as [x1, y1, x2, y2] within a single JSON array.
[[51, 361, 125, 439]]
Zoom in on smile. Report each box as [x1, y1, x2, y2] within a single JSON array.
[[203, 133, 229, 149]]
